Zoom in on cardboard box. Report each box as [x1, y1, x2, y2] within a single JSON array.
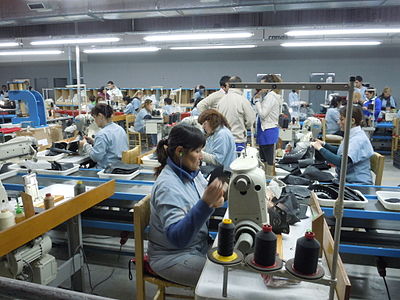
[[16, 124, 63, 150]]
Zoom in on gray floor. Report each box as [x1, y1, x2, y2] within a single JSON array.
[[60, 157, 399, 300]]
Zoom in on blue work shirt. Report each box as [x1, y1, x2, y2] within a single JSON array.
[[163, 104, 176, 116], [363, 97, 382, 120], [134, 108, 151, 132], [205, 126, 236, 170], [378, 96, 396, 109], [336, 126, 374, 185], [84, 122, 128, 169], [355, 86, 367, 101], [148, 158, 210, 272], [325, 107, 340, 134]]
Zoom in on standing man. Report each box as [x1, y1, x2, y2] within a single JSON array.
[[354, 76, 367, 101], [106, 81, 123, 107], [217, 76, 256, 152], [363, 87, 381, 123], [288, 89, 300, 119], [197, 75, 230, 113]]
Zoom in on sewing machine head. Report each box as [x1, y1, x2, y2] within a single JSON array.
[[228, 154, 269, 254]]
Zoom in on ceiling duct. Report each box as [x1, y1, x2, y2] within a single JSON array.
[[27, 2, 47, 10]]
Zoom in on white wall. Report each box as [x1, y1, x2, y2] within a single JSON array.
[[1, 46, 399, 102]]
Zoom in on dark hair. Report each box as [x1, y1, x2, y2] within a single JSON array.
[[91, 103, 114, 119], [340, 105, 363, 126], [2, 85, 7, 89], [89, 95, 96, 102], [198, 109, 230, 132], [292, 90, 296, 93], [228, 76, 242, 83], [107, 81, 114, 85], [355, 76, 363, 82], [98, 86, 105, 92], [193, 97, 203, 108], [330, 96, 341, 108], [123, 96, 132, 104], [219, 75, 231, 87], [155, 124, 206, 177], [164, 97, 173, 105]]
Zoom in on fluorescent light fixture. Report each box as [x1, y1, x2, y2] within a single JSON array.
[[144, 32, 253, 42], [31, 37, 120, 45], [0, 50, 63, 56], [0, 42, 19, 47], [83, 47, 160, 53], [286, 28, 400, 36], [170, 45, 257, 50], [281, 41, 381, 47]]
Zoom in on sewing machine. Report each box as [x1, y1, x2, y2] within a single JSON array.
[[0, 136, 38, 167], [228, 154, 268, 254]]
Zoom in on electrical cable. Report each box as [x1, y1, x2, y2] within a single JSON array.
[[383, 277, 391, 300], [22, 259, 34, 282]]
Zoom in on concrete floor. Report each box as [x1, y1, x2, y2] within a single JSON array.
[[61, 157, 399, 299]]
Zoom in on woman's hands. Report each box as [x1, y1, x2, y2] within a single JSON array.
[[310, 139, 325, 151], [202, 178, 225, 208]]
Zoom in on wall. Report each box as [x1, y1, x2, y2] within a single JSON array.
[[0, 46, 399, 101]]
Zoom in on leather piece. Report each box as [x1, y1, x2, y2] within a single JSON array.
[[279, 147, 309, 164], [103, 162, 140, 174], [301, 166, 334, 182], [298, 158, 314, 168], [281, 174, 313, 185]]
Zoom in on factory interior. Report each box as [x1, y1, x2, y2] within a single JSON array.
[[1, 1, 400, 300]]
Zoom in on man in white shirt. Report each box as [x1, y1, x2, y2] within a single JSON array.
[[217, 76, 256, 151], [354, 75, 367, 101], [106, 80, 123, 107], [197, 75, 230, 113]]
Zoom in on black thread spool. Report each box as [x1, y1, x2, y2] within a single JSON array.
[[293, 231, 320, 275], [254, 224, 277, 267], [217, 219, 235, 257]]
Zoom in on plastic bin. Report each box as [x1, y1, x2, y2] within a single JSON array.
[[376, 191, 400, 211], [316, 189, 368, 208], [97, 169, 140, 180]]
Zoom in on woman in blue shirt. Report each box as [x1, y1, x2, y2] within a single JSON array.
[[148, 124, 225, 287], [325, 96, 342, 135], [198, 109, 236, 170], [123, 96, 140, 115], [311, 106, 374, 185], [134, 99, 157, 146], [80, 103, 128, 169]]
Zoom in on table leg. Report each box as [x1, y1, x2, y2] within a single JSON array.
[[67, 214, 85, 292]]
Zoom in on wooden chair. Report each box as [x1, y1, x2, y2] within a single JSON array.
[[126, 114, 142, 149], [134, 196, 194, 300], [370, 152, 385, 185], [322, 119, 343, 146], [122, 145, 141, 164]]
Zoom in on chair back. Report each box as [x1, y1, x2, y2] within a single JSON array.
[[134, 195, 151, 300], [370, 152, 385, 185], [321, 119, 327, 141], [126, 114, 135, 132], [122, 145, 141, 164]]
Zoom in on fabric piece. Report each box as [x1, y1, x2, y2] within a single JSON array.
[[277, 163, 299, 173], [281, 174, 313, 186], [298, 158, 314, 168], [301, 165, 334, 182], [279, 146, 309, 164]]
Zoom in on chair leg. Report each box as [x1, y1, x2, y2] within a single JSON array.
[[154, 286, 166, 300]]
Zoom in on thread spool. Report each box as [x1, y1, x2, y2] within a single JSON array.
[[217, 219, 235, 257], [0, 210, 16, 230], [44, 193, 54, 210], [293, 231, 320, 275], [254, 224, 277, 267]]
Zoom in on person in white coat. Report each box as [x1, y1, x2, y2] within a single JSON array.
[[197, 75, 230, 113], [253, 74, 283, 176], [217, 76, 256, 152]]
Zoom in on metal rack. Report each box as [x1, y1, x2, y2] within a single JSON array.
[[228, 77, 355, 300]]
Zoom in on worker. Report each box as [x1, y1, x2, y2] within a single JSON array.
[[377, 87, 396, 110], [253, 74, 283, 176], [198, 109, 236, 170], [162, 97, 176, 116], [352, 92, 363, 107], [123, 96, 136, 115], [148, 124, 225, 287], [325, 95, 342, 135], [288, 89, 300, 119], [197, 75, 230, 113], [363, 87, 381, 122], [192, 85, 205, 103], [106, 81, 123, 105], [311, 106, 374, 185], [134, 99, 157, 145], [80, 103, 128, 169], [131, 90, 144, 111], [354, 75, 367, 101], [217, 76, 256, 152]]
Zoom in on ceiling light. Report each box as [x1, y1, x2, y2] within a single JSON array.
[[0, 50, 63, 56], [31, 37, 120, 45], [285, 28, 400, 36], [281, 41, 381, 47], [0, 42, 19, 47], [144, 32, 253, 42], [170, 45, 257, 50], [83, 47, 160, 54]]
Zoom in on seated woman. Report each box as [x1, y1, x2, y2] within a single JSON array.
[[198, 109, 236, 170], [80, 103, 128, 169], [148, 124, 225, 287], [325, 96, 342, 135], [134, 99, 157, 146], [311, 106, 374, 185]]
